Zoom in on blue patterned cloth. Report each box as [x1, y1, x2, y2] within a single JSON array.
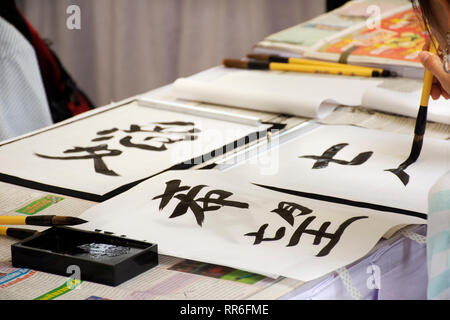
[[0, 16, 52, 142], [427, 171, 450, 299]]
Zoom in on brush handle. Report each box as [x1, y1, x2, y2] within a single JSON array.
[[0, 226, 38, 240], [0, 216, 26, 225], [288, 58, 385, 74], [247, 54, 387, 75], [400, 40, 439, 167], [269, 62, 377, 77], [0, 215, 55, 226], [420, 42, 438, 107]]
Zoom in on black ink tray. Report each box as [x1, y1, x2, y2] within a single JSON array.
[[11, 227, 158, 286]]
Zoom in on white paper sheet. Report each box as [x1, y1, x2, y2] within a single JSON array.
[[224, 124, 450, 215], [0, 101, 265, 197], [79, 170, 423, 282], [362, 81, 450, 124], [173, 69, 383, 119]]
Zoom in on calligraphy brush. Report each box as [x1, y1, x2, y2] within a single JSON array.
[[0, 215, 87, 226], [399, 42, 438, 169], [246, 53, 392, 77], [223, 58, 382, 78], [0, 226, 39, 240]]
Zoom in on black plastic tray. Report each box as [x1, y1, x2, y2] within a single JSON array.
[[11, 226, 158, 287]]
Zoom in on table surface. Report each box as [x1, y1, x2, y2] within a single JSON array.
[[1, 67, 448, 300]]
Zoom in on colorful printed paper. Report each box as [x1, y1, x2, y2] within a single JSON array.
[[319, 9, 427, 63]]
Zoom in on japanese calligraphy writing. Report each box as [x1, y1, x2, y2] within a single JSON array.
[[35, 144, 122, 176], [298, 142, 415, 186], [271, 201, 312, 226], [245, 201, 368, 257], [152, 179, 249, 226], [35, 121, 200, 176], [299, 143, 373, 169], [286, 215, 368, 257]]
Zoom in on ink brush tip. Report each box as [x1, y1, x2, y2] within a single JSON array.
[[223, 58, 270, 71], [52, 216, 88, 226], [19, 215, 88, 226]]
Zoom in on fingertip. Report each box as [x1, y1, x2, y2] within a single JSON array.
[[420, 52, 447, 83], [443, 91, 450, 100], [419, 51, 431, 65], [431, 86, 441, 100]]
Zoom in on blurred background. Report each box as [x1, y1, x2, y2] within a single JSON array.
[[16, 0, 326, 107]]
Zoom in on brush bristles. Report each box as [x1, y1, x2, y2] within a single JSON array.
[[25, 215, 88, 226], [407, 135, 423, 163], [223, 59, 248, 69], [53, 216, 88, 226]]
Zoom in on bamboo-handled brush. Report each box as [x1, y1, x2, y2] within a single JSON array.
[[399, 41, 438, 169]]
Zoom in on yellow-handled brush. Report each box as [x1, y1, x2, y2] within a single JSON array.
[[397, 40, 438, 170]]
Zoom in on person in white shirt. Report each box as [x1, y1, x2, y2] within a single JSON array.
[[0, 16, 52, 142]]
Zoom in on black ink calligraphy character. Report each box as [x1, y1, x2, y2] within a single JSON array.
[[244, 224, 286, 245], [271, 202, 313, 226], [123, 124, 145, 133], [299, 143, 373, 169], [91, 136, 114, 142], [170, 184, 208, 225], [97, 128, 119, 135], [91, 128, 118, 142], [152, 122, 201, 134], [152, 180, 191, 210], [152, 180, 249, 227], [119, 122, 200, 151], [196, 190, 250, 212], [123, 122, 200, 135], [287, 216, 368, 257], [119, 136, 168, 151], [35, 144, 122, 176]]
